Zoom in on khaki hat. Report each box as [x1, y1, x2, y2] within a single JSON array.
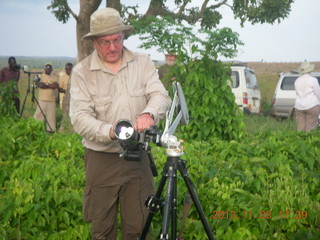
[[83, 8, 133, 40], [298, 62, 315, 74]]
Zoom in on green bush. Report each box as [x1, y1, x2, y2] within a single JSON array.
[[175, 58, 245, 141], [0, 82, 19, 118], [0, 117, 89, 240], [0, 117, 319, 239]]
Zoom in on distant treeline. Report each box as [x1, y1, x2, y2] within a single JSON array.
[[0, 56, 165, 69], [0, 56, 76, 69]]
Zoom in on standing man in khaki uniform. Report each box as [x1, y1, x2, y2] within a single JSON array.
[[58, 63, 73, 109], [34, 63, 58, 132], [69, 8, 171, 240]]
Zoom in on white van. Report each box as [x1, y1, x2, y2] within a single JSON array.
[[229, 66, 261, 114], [271, 71, 320, 118]]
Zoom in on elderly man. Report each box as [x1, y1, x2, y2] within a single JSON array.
[[69, 8, 171, 240]]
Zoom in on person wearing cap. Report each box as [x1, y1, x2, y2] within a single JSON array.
[[69, 7, 171, 239], [0, 56, 20, 113], [158, 53, 177, 89], [294, 62, 320, 131], [34, 63, 58, 133]]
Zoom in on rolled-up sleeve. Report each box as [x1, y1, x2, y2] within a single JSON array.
[[69, 65, 112, 143]]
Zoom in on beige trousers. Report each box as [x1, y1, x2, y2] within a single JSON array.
[[33, 101, 56, 132], [295, 105, 320, 131], [59, 93, 65, 109]]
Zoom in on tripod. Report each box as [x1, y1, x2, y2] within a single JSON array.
[[139, 151, 215, 240], [20, 71, 53, 132]]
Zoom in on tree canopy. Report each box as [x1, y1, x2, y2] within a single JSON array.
[[48, 0, 294, 61]]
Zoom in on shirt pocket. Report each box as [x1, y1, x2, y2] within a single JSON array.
[[128, 88, 147, 118], [93, 96, 112, 122]]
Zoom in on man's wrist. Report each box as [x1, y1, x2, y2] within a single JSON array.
[[142, 112, 154, 120]]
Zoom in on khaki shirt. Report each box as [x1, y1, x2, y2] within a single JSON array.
[[59, 73, 70, 90], [39, 74, 57, 102], [70, 48, 171, 153]]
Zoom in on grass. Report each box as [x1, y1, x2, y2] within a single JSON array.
[[243, 114, 297, 135]]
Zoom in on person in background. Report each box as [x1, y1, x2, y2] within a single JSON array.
[[58, 63, 73, 109], [158, 53, 177, 89], [294, 62, 320, 131], [34, 63, 58, 133], [0, 56, 21, 113], [69, 8, 171, 240]]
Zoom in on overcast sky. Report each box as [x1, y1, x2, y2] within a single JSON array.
[[0, 0, 319, 62]]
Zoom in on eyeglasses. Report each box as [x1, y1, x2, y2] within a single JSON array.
[[96, 36, 123, 48]]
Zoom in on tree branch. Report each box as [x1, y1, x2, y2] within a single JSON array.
[[65, 1, 78, 21], [144, 0, 229, 25], [177, 0, 190, 15]]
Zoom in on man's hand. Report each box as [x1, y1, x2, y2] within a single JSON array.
[[134, 113, 154, 132], [109, 121, 117, 140], [51, 82, 59, 89]]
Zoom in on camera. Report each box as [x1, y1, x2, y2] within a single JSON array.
[[15, 64, 29, 72], [33, 75, 41, 87], [114, 119, 162, 161], [114, 120, 141, 151]]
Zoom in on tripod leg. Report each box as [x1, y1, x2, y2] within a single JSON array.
[[20, 74, 32, 117], [160, 165, 176, 240], [139, 173, 167, 240], [33, 97, 53, 132], [20, 89, 29, 117], [171, 171, 177, 240], [178, 161, 215, 240]]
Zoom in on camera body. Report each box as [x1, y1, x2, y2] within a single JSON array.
[[15, 64, 29, 72], [114, 119, 161, 161], [33, 75, 41, 86]]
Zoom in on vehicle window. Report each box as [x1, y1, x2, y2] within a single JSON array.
[[280, 76, 298, 90], [228, 71, 239, 88], [245, 69, 258, 89], [316, 77, 320, 85]]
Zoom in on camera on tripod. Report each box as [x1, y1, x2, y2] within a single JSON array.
[[33, 75, 41, 87], [114, 119, 161, 161], [15, 64, 29, 72]]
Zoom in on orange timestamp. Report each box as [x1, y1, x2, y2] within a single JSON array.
[[211, 210, 308, 220]]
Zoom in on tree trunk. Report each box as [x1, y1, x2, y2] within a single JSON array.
[[106, 0, 121, 11], [77, 0, 103, 62], [60, 0, 102, 132], [76, 17, 95, 62]]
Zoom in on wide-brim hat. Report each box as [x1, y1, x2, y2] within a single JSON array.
[[83, 8, 133, 40], [298, 62, 315, 74]]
